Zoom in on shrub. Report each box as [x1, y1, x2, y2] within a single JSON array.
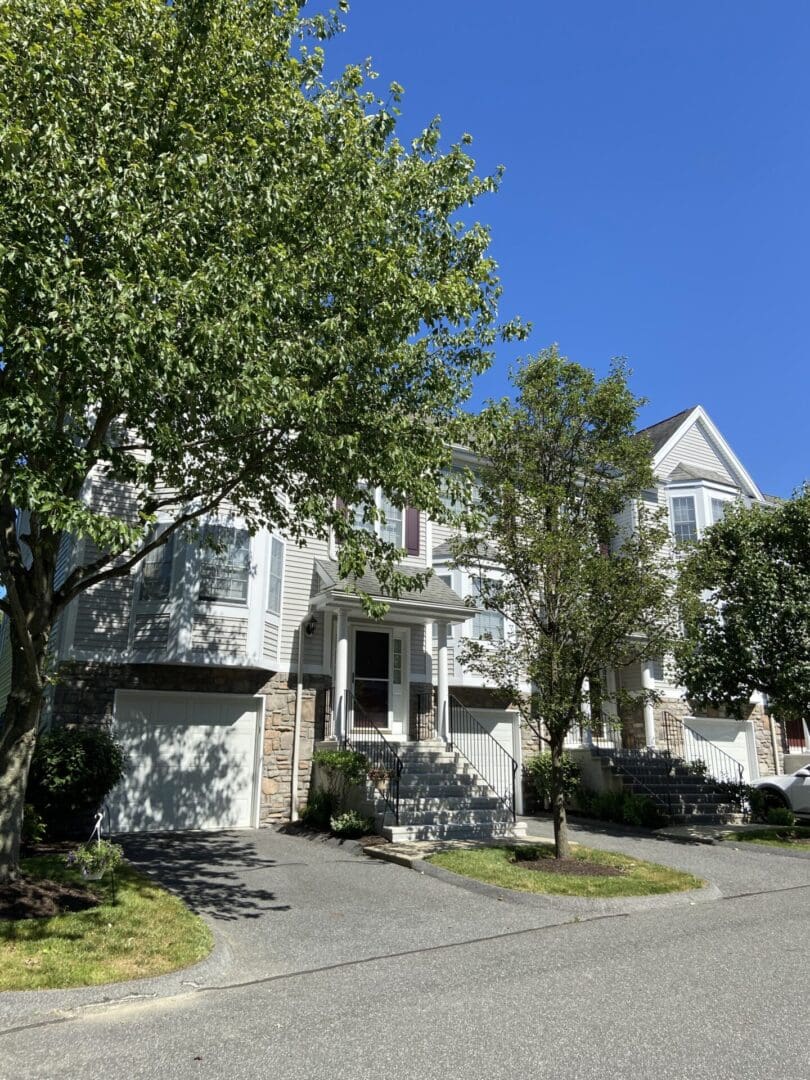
[[21, 804, 47, 847], [766, 806, 796, 827], [329, 810, 375, 838], [27, 725, 126, 837], [524, 752, 581, 809], [300, 789, 335, 830], [311, 747, 369, 811], [578, 788, 667, 829]]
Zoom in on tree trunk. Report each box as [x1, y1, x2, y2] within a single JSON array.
[[0, 668, 45, 883], [550, 736, 570, 859]]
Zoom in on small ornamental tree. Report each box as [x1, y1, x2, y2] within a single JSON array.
[[0, 0, 524, 880], [675, 485, 810, 733], [454, 348, 677, 857]]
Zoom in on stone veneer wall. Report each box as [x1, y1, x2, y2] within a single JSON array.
[[51, 661, 331, 826]]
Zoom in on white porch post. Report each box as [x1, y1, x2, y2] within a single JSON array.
[[581, 676, 593, 746], [333, 609, 349, 743], [437, 621, 449, 744], [641, 660, 656, 748]]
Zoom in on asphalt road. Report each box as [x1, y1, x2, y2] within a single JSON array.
[[1, 825, 808, 1080]]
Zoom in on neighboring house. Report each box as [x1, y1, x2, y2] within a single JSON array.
[[42, 404, 799, 835], [606, 405, 792, 782]]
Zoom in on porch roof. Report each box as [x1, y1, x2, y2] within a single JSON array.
[[311, 559, 475, 623]]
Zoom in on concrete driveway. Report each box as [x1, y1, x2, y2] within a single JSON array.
[[1, 823, 809, 1079]]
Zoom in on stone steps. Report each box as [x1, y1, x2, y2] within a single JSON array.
[[369, 743, 523, 843], [591, 747, 747, 826]]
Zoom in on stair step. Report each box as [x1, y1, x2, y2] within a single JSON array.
[[384, 820, 528, 843]]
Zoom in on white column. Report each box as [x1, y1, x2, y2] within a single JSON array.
[[581, 676, 593, 746], [333, 610, 349, 743], [437, 621, 449, 744], [641, 660, 656, 748]]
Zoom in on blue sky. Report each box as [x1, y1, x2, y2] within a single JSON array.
[[324, 1, 809, 497]]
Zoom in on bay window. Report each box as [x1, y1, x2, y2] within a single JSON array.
[[198, 525, 250, 603]]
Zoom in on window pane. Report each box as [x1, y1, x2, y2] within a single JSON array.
[[671, 496, 697, 543], [379, 494, 403, 547], [472, 577, 504, 641], [138, 532, 174, 602], [267, 536, 284, 615], [711, 499, 727, 524], [199, 526, 250, 602]]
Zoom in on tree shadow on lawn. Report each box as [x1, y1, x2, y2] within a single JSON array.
[[120, 831, 292, 922]]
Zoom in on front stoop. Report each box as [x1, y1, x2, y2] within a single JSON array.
[[360, 742, 527, 843], [590, 747, 747, 826]]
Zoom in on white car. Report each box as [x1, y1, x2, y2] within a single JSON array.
[[753, 765, 810, 817]]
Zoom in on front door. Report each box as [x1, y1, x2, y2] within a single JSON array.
[[353, 629, 390, 730]]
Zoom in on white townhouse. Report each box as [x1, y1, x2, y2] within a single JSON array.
[[23, 404, 802, 837]]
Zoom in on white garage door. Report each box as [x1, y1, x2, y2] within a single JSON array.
[[684, 718, 756, 783], [469, 708, 519, 759], [107, 691, 262, 833]]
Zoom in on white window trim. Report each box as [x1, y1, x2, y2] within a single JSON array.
[[196, 523, 253, 609], [667, 483, 740, 543], [266, 535, 285, 625]]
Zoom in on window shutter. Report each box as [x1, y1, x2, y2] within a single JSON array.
[[405, 507, 420, 555]]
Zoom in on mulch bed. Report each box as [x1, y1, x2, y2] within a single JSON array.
[[513, 856, 625, 877], [0, 875, 101, 921]]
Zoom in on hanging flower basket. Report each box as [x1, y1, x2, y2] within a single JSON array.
[[65, 839, 124, 880]]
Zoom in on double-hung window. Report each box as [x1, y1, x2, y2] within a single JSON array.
[[671, 496, 698, 544], [267, 536, 285, 617], [471, 577, 504, 641], [137, 530, 175, 602], [199, 525, 250, 603], [710, 498, 727, 524]]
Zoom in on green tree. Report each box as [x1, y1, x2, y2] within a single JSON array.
[[0, 0, 522, 880], [454, 348, 676, 857], [675, 486, 810, 732]]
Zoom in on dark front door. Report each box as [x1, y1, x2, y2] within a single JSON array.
[[353, 630, 390, 729]]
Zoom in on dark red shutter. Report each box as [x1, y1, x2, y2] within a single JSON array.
[[405, 507, 420, 555]]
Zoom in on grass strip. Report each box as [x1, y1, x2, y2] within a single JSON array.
[[720, 827, 810, 849], [0, 856, 213, 991], [427, 844, 704, 898]]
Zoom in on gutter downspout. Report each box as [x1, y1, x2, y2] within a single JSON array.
[[290, 613, 308, 822]]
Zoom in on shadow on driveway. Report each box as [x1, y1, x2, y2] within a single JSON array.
[[120, 831, 292, 922]]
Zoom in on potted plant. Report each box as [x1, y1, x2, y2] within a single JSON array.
[[65, 839, 125, 880]]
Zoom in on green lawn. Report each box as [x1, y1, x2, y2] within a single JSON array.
[[0, 856, 213, 991], [720, 827, 810, 849], [427, 844, 704, 898]]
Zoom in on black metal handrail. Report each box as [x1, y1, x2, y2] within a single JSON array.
[[319, 686, 334, 741], [662, 710, 745, 808], [343, 693, 403, 826], [448, 695, 517, 820], [591, 744, 675, 818]]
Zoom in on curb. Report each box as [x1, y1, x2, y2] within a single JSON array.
[[362, 843, 722, 914]]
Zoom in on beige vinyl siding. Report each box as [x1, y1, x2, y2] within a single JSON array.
[[657, 421, 737, 484], [302, 614, 325, 670], [131, 612, 171, 650], [73, 539, 133, 652], [263, 619, 279, 663], [410, 624, 428, 678], [191, 614, 249, 654], [431, 638, 456, 679], [279, 538, 329, 670]]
